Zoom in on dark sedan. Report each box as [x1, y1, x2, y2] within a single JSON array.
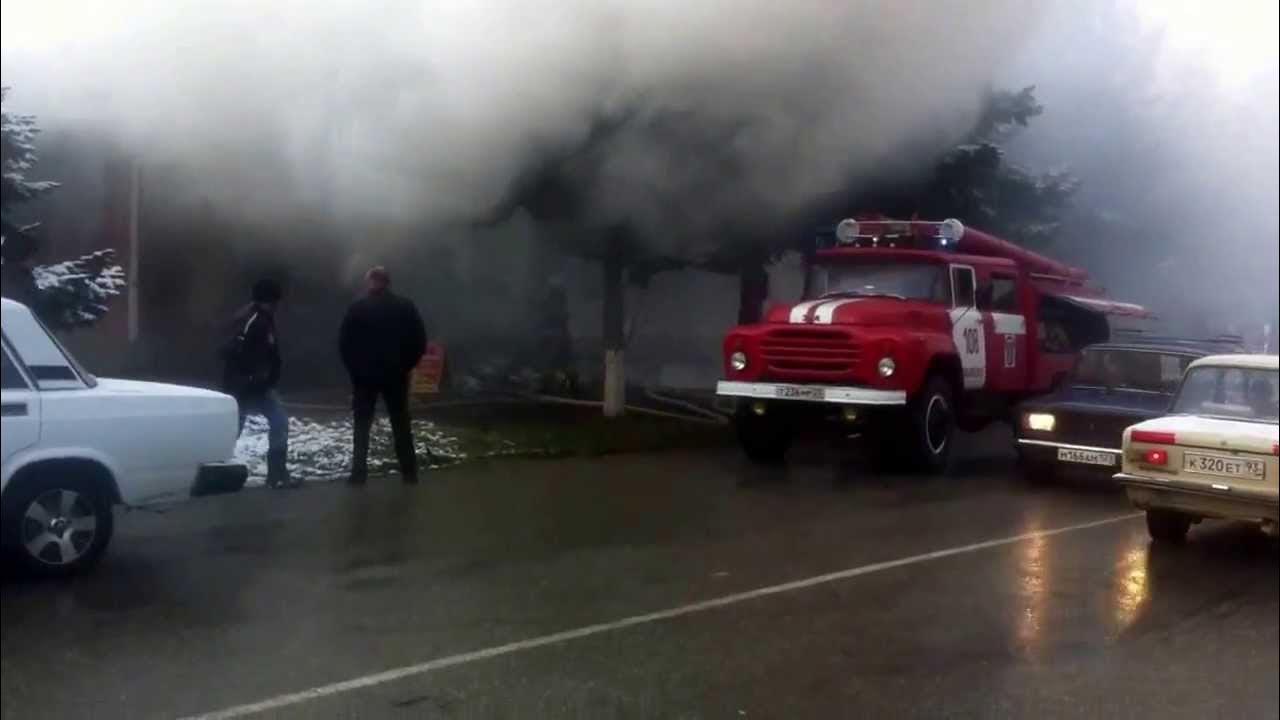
[[1015, 338, 1241, 481]]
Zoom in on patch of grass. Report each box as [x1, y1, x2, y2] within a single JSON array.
[[447, 412, 730, 459]]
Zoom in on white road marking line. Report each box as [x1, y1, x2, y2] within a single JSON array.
[[179, 512, 1141, 720]]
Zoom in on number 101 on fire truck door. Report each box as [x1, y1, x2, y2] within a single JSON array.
[[948, 265, 986, 390]]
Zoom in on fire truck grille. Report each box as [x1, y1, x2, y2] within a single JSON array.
[[760, 328, 860, 375]]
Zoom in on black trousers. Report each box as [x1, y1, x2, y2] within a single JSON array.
[[351, 377, 420, 480]]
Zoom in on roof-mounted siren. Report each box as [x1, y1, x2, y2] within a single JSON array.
[[829, 216, 963, 249], [834, 218, 860, 246], [938, 218, 964, 249]]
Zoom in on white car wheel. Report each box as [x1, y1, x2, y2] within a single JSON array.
[[21, 489, 100, 567], [4, 475, 114, 577]]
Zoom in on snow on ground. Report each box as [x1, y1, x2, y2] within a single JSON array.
[[235, 416, 466, 485]]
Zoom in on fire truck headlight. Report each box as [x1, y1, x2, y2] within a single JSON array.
[[1025, 412, 1056, 432], [730, 351, 748, 372], [877, 357, 896, 378]]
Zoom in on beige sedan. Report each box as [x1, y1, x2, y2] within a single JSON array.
[[1115, 354, 1279, 543]]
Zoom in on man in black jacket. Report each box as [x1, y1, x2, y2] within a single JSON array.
[[339, 267, 429, 484], [224, 278, 294, 488]]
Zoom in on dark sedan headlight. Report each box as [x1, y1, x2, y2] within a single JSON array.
[[1024, 412, 1056, 432]]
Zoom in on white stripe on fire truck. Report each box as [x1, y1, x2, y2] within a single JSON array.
[[788, 300, 828, 324], [811, 298, 863, 324]]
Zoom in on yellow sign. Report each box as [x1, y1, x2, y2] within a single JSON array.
[[412, 343, 445, 395]]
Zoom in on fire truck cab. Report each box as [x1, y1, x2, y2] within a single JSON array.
[[715, 218, 1147, 472]]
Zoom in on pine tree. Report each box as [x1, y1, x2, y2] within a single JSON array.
[[706, 85, 1079, 323], [915, 86, 1079, 248], [1, 87, 126, 328]]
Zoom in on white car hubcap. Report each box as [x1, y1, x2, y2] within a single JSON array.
[[21, 489, 97, 566]]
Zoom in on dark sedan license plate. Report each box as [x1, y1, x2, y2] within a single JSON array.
[[775, 385, 825, 401], [1057, 448, 1117, 466]]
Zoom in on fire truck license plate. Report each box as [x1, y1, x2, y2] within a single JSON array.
[[1056, 448, 1117, 466], [775, 385, 825, 401], [1183, 453, 1265, 481]]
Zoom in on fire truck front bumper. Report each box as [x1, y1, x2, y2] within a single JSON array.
[[715, 381, 907, 406]]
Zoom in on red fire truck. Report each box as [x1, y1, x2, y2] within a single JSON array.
[[715, 217, 1148, 472]]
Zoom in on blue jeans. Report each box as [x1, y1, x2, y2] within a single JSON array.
[[237, 390, 289, 456]]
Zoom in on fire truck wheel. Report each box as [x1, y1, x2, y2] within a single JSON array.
[[735, 412, 791, 465], [908, 375, 955, 474]]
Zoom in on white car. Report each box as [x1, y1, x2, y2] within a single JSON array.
[[1116, 354, 1279, 543], [2, 297, 246, 575]]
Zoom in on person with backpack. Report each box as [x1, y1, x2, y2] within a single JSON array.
[[338, 266, 430, 485], [223, 278, 294, 488]]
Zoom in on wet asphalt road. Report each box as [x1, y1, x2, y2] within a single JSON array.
[[2, 431, 1277, 720]]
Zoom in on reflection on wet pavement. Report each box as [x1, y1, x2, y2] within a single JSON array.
[[1016, 522, 1048, 658], [1111, 532, 1150, 633]]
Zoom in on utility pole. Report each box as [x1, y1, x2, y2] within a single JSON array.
[[126, 159, 141, 343]]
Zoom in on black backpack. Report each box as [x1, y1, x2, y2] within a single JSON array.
[[220, 312, 263, 396]]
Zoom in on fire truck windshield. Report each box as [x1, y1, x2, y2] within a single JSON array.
[[808, 262, 949, 303]]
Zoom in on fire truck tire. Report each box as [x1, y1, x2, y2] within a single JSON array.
[[907, 375, 955, 474], [735, 412, 791, 465]]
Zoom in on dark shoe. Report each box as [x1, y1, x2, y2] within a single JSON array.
[[401, 472, 419, 485], [347, 472, 367, 486], [267, 450, 291, 489]]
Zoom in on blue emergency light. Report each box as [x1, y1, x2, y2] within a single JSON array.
[[817, 217, 965, 251]]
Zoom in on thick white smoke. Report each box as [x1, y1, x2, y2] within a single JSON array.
[[6, 0, 1275, 335], [999, 0, 1279, 334], [3, 0, 1042, 257]]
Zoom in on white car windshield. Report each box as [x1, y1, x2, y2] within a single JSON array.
[[1171, 366, 1279, 424], [808, 262, 947, 302]]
